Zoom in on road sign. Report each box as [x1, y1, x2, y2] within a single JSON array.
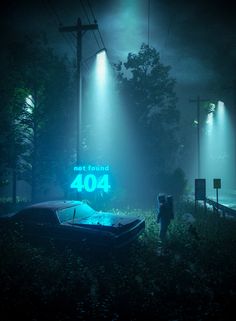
[[213, 178, 221, 189], [195, 179, 206, 201]]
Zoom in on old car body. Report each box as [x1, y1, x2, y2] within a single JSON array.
[[0, 200, 145, 248]]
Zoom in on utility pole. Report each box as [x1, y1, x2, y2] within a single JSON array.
[[59, 18, 98, 165], [222, 80, 236, 190], [189, 96, 209, 178]]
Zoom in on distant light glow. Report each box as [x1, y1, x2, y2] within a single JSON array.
[[217, 100, 225, 117], [206, 113, 213, 126], [25, 94, 34, 113], [208, 103, 216, 113], [206, 103, 215, 129], [201, 100, 235, 195]]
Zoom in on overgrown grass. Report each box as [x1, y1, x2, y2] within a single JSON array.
[[0, 201, 235, 320]]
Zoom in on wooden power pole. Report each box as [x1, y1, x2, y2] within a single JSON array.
[[59, 18, 98, 165]]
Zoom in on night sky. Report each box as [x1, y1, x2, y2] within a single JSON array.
[[2, 0, 235, 86], [1, 0, 236, 184]]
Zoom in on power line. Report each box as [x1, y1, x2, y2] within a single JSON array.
[[97, 27, 106, 50], [43, 0, 106, 66], [86, 0, 96, 22], [41, 0, 77, 56], [43, 0, 61, 25], [86, 0, 106, 50], [43, 0, 94, 71], [148, 0, 151, 46], [59, 19, 98, 166], [79, 0, 101, 50], [79, 0, 91, 24]]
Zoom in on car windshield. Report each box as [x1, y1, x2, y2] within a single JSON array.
[[57, 203, 95, 223]]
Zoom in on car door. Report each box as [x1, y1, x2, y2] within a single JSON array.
[[16, 208, 58, 241]]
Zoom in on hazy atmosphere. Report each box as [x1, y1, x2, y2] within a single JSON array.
[[0, 1, 236, 320], [1, 0, 236, 204]]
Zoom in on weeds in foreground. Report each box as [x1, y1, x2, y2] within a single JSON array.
[[0, 201, 235, 320]]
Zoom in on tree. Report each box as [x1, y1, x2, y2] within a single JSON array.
[[0, 58, 30, 203], [0, 35, 74, 202], [115, 44, 181, 203]]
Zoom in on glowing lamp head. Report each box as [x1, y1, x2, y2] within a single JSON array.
[[96, 48, 107, 65], [96, 48, 107, 56], [96, 48, 107, 85]]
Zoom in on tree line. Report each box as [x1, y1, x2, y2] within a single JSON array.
[[0, 38, 186, 206]]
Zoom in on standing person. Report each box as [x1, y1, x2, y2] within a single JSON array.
[[157, 194, 174, 242]]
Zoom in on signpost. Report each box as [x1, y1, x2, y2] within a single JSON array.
[[195, 178, 206, 213], [213, 178, 221, 215]]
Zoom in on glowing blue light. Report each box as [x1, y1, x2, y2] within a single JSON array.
[[74, 165, 110, 172], [70, 174, 111, 193], [201, 99, 235, 195], [70, 165, 111, 193], [83, 42, 143, 197], [217, 100, 225, 118], [79, 213, 116, 227], [25, 94, 34, 114], [96, 50, 107, 85], [209, 103, 216, 113], [206, 103, 215, 129], [206, 113, 213, 126]]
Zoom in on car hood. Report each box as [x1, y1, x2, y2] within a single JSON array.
[[69, 212, 140, 231]]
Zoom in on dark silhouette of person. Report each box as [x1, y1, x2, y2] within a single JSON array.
[[157, 194, 174, 242]]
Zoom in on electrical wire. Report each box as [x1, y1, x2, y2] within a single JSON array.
[[43, 0, 93, 72], [148, 0, 151, 47], [42, 0, 106, 69], [41, 0, 77, 57], [79, 0, 101, 50], [86, 0, 96, 21], [86, 0, 106, 50]]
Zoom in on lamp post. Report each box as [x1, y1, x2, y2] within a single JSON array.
[[59, 18, 98, 165]]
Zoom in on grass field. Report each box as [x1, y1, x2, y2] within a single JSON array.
[[0, 201, 235, 320]]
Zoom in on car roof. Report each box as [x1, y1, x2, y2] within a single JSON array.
[[25, 200, 85, 211]]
